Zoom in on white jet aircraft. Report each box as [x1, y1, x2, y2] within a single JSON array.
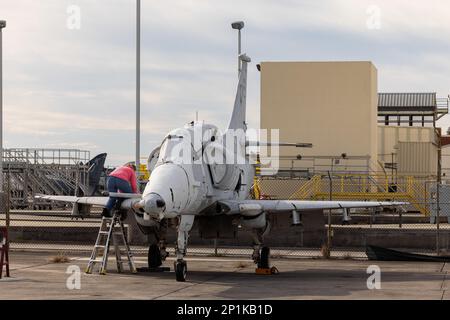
[[37, 53, 406, 282]]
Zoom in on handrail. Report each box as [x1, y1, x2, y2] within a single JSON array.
[[281, 172, 431, 215]]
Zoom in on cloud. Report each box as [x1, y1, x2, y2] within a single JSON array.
[[46, 141, 99, 150], [2, 0, 450, 165]]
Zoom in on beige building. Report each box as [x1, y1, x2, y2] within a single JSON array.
[[441, 137, 450, 180], [378, 126, 438, 176], [260, 61, 442, 177], [260, 61, 378, 172]]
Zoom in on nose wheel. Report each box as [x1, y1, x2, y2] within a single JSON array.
[[175, 260, 187, 282]]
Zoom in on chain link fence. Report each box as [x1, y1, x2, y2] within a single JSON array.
[[255, 173, 450, 258], [1, 173, 449, 261]]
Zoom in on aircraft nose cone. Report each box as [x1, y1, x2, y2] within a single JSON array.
[[143, 193, 166, 214]]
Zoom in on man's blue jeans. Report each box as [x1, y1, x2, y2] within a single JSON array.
[[105, 176, 133, 211]]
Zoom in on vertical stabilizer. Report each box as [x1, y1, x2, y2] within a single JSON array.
[[80, 153, 107, 196], [227, 54, 251, 131]]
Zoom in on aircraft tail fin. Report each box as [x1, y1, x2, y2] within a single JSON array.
[[227, 54, 251, 131], [80, 153, 107, 196]]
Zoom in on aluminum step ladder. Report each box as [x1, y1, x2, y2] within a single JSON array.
[[86, 212, 137, 275]]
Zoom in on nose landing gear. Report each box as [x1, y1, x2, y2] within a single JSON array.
[[174, 215, 194, 282]]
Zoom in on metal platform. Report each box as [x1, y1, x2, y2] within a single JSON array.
[[2, 148, 91, 209]]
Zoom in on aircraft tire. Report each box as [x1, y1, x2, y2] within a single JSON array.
[[148, 244, 162, 268], [258, 246, 270, 269], [175, 260, 187, 282]]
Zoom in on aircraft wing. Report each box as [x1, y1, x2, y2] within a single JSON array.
[[35, 194, 141, 209], [36, 195, 109, 207], [217, 199, 407, 215]]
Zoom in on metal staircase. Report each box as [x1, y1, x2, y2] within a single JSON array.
[[285, 173, 430, 215], [2, 148, 90, 209]]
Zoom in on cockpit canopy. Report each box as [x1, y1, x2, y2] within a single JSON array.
[[156, 121, 220, 166]]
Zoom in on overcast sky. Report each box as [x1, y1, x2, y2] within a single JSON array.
[[1, 0, 450, 166]]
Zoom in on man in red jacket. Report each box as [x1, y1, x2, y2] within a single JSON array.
[[103, 163, 139, 217]]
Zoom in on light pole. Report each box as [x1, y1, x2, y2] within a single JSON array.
[[231, 21, 244, 77], [136, 1, 141, 179], [0, 20, 5, 193]]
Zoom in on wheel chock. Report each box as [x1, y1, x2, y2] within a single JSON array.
[[255, 266, 279, 275]]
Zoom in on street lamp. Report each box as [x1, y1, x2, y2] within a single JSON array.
[[0, 20, 6, 193], [136, 1, 141, 179], [231, 21, 244, 77]]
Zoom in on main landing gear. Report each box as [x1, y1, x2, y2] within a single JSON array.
[[139, 221, 170, 273], [139, 243, 170, 273], [148, 244, 162, 268], [254, 246, 279, 275], [175, 260, 187, 282], [251, 227, 278, 275], [258, 246, 270, 269]]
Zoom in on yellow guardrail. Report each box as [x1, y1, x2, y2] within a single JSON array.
[[288, 175, 322, 200], [253, 173, 431, 216], [305, 174, 430, 215], [138, 164, 150, 181]]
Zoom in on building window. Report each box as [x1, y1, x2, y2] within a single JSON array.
[[400, 116, 408, 126]]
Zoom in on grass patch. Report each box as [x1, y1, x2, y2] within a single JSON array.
[[49, 252, 71, 263], [235, 261, 250, 269]]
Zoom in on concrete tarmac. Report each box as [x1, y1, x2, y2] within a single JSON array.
[[0, 252, 449, 300]]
